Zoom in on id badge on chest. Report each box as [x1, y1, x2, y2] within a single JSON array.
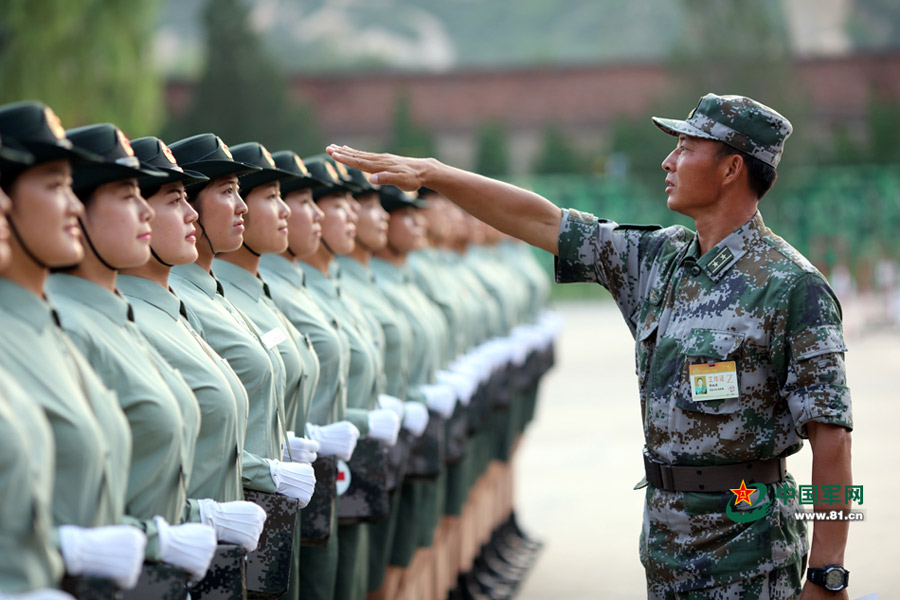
[[688, 361, 738, 402]]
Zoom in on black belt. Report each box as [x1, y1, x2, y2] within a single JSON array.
[[643, 453, 786, 493]]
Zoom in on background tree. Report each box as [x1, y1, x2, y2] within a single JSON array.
[[0, 0, 163, 135], [473, 121, 510, 177], [387, 95, 435, 157], [164, 0, 322, 154], [532, 124, 588, 175]]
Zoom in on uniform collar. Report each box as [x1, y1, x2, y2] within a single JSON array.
[[46, 273, 134, 325], [259, 254, 306, 290], [370, 257, 408, 284], [172, 262, 226, 298], [116, 274, 189, 321], [692, 211, 763, 282], [297, 261, 340, 299], [335, 256, 375, 283], [0, 278, 57, 333], [212, 259, 266, 301]]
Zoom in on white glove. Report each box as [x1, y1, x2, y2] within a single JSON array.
[[366, 409, 401, 446], [306, 421, 360, 461], [266, 459, 316, 507], [436, 370, 476, 406], [283, 431, 320, 463], [58, 524, 147, 590], [401, 401, 429, 437], [197, 499, 267, 552], [377, 394, 405, 420], [154, 517, 216, 582], [420, 384, 456, 418], [0, 590, 76, 600]]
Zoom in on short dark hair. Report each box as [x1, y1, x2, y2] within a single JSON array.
[[716, 142, 777, 199]]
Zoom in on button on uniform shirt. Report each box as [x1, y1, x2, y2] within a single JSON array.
[[298, 262, 379, 433], [0, 372, 63, 593], [170, 263, 280, 493], [47, 274, 200, 558], [555, 208, 853, 591], [0, 279, 131, 528], [259, 255, 338, 428], [118, 274, 246, 504], [214, 259, 313, 437]]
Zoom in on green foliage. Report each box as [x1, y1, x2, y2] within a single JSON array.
[[846, 0, 900, 50], [474, 121, 510, 176], [0, 0, 163, 135], [532, 125, 589, 175], [164, 0, 322, 155], [387, 95, 435, 157]]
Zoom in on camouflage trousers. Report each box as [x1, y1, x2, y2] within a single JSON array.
[[646, 562, 803, 600]]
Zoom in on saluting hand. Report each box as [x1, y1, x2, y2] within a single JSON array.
[[326, 145, 432, 192]]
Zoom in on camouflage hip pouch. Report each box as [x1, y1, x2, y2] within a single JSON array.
[[189, 544, 247, 600], [444, 402, 468, 464], [385, 428, 414, 491], [61, 574, 123, 600], [243, 488, 301, 599], [300, 455, 337, 546], [406, 411, 446, 480], [121, 563, 189, 600], [337, 437, 391, 524]]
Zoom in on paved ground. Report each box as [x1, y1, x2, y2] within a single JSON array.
[[514, 300, 897, 599]]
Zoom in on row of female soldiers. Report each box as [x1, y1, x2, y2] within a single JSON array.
[[0, 100, 560, 600]]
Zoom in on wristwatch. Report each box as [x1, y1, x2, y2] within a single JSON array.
[[807, 564, 850, 591]]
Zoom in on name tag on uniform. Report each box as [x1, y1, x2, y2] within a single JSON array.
[[688, 361, 738, 402], [260, 327, 288, 349]]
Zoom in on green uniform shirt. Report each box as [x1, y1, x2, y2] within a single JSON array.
[[117, 274, 245, 504], [498, 240, 551, 322], [337, 257, 411, 400], [213, 259, 315, 436], [556, 208, 853, 591], [0, 279, 130, 528], [48, 274, 200, 537], [297, 262, 376, 433], [0, 371, 64, 593], [260, 255, 341, 427], [170, 263, 278, 493], [370, 259, 447, 389]]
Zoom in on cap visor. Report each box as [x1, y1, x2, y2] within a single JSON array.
[[72, 162, 166, 192], [0, 142, 34, 168], [179, 159, 261, 182], [238, 166, 298, 192], [19, 139, 104, 165], [651, 117, 719, 142]]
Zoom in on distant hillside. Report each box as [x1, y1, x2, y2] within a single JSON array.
[[154, 0, 900, 77], [156, 0, 680, 76]]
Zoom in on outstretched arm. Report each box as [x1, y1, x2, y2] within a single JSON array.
[[327, 145, 563, 255]]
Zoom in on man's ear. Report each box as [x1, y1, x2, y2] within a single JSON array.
[[720, 153, 745, 187]]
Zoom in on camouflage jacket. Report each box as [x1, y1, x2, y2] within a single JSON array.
[[556, 208, 852, 591]]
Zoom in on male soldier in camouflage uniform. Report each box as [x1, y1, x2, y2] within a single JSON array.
[[327, 93, 853, 599]]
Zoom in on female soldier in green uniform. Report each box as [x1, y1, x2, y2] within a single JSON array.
[[167, 133, 316, 505], [46, 123, 218, 581], [0, 101, 145, 590], [258, 150, 360, 600], [119, 137, 254, 517], [0, 137, 71, 600], [219, 142, 323, 600], [296, 156, 401, 600], [369, 186, 458, 573], [334, 169, 431, 597]]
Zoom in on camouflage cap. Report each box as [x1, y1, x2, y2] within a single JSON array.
[[652, 93, 792, 168]]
